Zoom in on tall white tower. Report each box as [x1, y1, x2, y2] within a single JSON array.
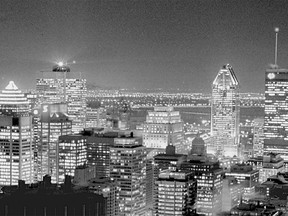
[[211, 64, 240, 158]]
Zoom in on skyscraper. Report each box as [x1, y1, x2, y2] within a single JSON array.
[[211, 64, 240, 158], [143, 106, 184, 153], [0, 81, 34, 185], [110, 136, 146, 216], [87, 131, 118, 178], [36, 63, 87, 134], [57, 134, 87, 183], [264, 67, 288, 160], [154, 170, 197, 216], [37, 103, 72, 183], [180, 159, 223, 216]]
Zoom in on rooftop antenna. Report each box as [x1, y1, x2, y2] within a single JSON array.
[[274, 27, 279, 66]]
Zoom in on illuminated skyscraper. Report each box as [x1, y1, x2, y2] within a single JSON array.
[[0, 81, 34, 185], [143, 106, 184, 153], [180, 158, 223, 215], [110, 136, 146, 216], [154, 170, 197, 216], [264, 67, 288, 160], [86, 131, 118, 178], [37, 103, 72, 183], [57, 134, 87, 183], [36, 63, 87, 133], [211, 64, 240, 158]]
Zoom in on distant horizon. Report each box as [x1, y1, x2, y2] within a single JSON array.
[[1, 0, 288, 93]]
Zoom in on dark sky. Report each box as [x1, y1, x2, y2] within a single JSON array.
[[0, 0, 288, 92]]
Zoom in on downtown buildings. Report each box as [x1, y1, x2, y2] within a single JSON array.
[[154, 170, 197, 216], [211, 64, 240, 158], [110, 135, 146, 216], [264, 67, 288, 160], [143, 106, 184, 153], [0, 81, 34, 185], [36, 63, 87, 134], [36, 103, 72, 183]]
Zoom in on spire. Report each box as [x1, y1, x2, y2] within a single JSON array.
[[5, 81, 18, 90], [274, 27, 279, 66]]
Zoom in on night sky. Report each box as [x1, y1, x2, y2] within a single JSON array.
[[1, 0, 288, 92]]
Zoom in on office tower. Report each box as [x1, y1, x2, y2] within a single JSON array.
[[57, 134, 87, 183], [154, 145, 187, 177], [180, 158, 223, 215], [87, 177, 119, 216], [0, 81, 34, 185], [37, 103, 72, 183], [225, 164, 259, 203], [36, 63, 87, 133], [252, 118, 264, 157], [154, 170, 197, 216], [211, 64, 240, 158], [87, 131, 118, 178], [110, 136, 146, 216], [264, 67, 288, 160], [143, 106, 184, 153]]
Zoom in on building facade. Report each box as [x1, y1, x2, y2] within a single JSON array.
[[0, 81, 34, 185], [57, 134, 87, 183], [37, 103, 72, 183], [154, 170, 197, 216], [180, 159, 223, 216], [110, 136, 146, 216], [36, 64, 87, 134], [143, 106, 184, 153], [211, 64, 240, 158], [264, 68, 288, 160]]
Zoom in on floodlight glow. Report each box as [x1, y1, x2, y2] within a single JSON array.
[[58, 62, 64, 67], [275, 27, 279, 33]]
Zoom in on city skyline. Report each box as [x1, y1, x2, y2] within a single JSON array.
[[1, 0, 288, 92]]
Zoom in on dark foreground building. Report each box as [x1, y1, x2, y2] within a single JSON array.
[[0, 175, 106, 216]]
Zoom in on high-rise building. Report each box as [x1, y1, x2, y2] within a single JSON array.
[[211, 64, 240, 158], [57, 134, 87, 183], [110, 136, 146, 216], [36, 63, 87, 134], [154, 170, 197, 216], [151, 145, 186, 214], [87, 131, 118, 178], [0, 81, 34, 185], [87, 177, 120, 216], [143, 106, 184, 153], [37, 103, 72, 183], [264, 67, 288, 160], [252, 118, 264, 157], [180, 158, 223, 215]]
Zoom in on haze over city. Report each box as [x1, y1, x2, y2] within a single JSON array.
[[1, 0, 288, 92]]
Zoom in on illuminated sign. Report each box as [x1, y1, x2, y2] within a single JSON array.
[[268, 73, 275, 79], [41, 103, 68, 121]]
